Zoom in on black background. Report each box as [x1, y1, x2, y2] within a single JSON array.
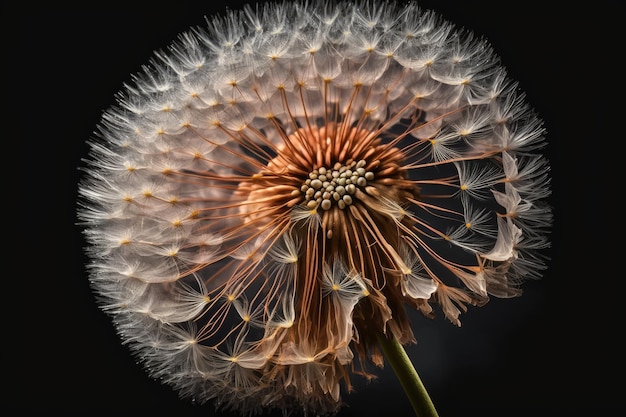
[[6, 1, 621, 416]]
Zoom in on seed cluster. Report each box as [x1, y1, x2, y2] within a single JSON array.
[[301, 160, 374, 210]]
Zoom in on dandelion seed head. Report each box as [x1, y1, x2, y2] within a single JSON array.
[[77, 1, 552, 415]]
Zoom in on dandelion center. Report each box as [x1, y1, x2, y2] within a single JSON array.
[[301, 159, 373, 211], [238, 124, 415, 242]]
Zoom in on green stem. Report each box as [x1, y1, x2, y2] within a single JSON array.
[[376, 333, 439, 417]]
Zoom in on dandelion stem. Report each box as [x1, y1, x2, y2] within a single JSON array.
[[376, 333, 439, 417]]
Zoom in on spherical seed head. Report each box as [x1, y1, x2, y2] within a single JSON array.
[[77, 1, 552, 415]]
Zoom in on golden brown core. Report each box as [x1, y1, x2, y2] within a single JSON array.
[[240, 124, 417, 227]]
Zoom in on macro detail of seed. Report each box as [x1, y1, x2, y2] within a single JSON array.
[[302, 159, 374, 211]]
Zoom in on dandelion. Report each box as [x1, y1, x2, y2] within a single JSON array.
[[77, 1, 552, 416]]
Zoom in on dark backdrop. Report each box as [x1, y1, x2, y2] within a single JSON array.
[[7, 1, 620, 416]]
